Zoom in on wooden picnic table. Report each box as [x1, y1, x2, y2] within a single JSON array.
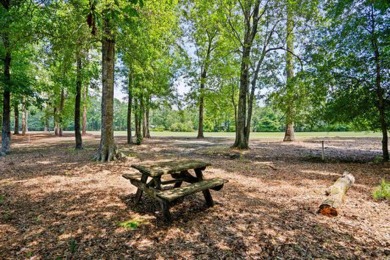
[[123, 159, 227, 222]]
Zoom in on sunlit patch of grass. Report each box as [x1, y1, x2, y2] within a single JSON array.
[[118, 218, 148, 230], [0, 194, 4, 204], [372, 179, 390, 201]]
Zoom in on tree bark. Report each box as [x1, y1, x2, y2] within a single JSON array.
[[82, 81, 88, 135], [197, 34, 213, 139], [74, 54, 83, 149], [144, 104, 151, 138], [21, 98, 27, 136], [1, 37, 11, 154], [371, 10, 388, 161], [134, 98, 142, 145], [1, 0, 11, 155], [95, 16, 118, 161], [127, 72, 133, 144], [13, 103, 19, 135], [59, 88, 65, 137], [283, 1, 296, 142], [232, 1, 261, 149], [318, 172, 355, 216]]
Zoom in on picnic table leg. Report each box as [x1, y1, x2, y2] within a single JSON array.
[[195, 168, 214, 207], [173, 171, 187, 188], [134, 173, 148, 204], [159, 200, 172, 222]]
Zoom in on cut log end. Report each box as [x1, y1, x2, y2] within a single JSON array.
[[318, 204, 338, 217]]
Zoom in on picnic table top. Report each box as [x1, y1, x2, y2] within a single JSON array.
[[131, 159, 211, 177]]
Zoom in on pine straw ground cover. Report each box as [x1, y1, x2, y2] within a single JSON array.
[[0, 133, 389, 259]]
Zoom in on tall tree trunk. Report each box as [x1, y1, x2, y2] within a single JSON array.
[[59, 88, 65, 137], [197, 67, 207, 139], [54, 107, 59, 136], [234, 45, 250, 149], [127, 72, 133, 144], [1, 0, 11, 155], [144, 99, 150, 138], [14, 103, 19, 135], [283, 1, 295, 142], [22, 97, 27, 136], [82, 82, 88, 135], [44, 116, 49, 132], [372, 22, 389, 161], [134, 98, 142, 145], [197, 37, 213, 139], [141, 97, 146, 138], [231, 84, 238, 133], [1, 37, 11, 154], [74, 54, 83, 149], [95, 16, 118, 161], [232, 2, 261, 149]]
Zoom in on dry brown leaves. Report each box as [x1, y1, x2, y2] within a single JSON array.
[[0, 133, 389, 259]]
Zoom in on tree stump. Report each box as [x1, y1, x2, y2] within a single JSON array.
[[318, 172, 355, 216]]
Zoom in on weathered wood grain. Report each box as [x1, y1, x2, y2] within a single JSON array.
[[131, 160, 211, 177], [156, 178, 227, 202]]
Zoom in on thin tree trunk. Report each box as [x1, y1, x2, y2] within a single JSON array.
[[145, 99, 150, 138], [197, 36, 213, 139], [14, 103, 19, 135], [22, 97, 27, 136], [232, 1, 261, 149], [1, 36, 11, 154], [75, 54, 83, 149], [82, 82, 88, 135], [22, 100, 28, 136], [44, 116, 49, 132], [127, 72, 133, 144], [197, 66, 207, 139], [95, 16, 118, 161], [134, 98, 142, 145], [369, 6, 389, 161], [372, 36, 388, 161], [141, 97, 146, 138], [283, 1, 295, 142], [54, 107, 58, 136], [59, 88, 65, 137]]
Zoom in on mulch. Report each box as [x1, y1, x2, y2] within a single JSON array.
[[0, 133, 389, 259]]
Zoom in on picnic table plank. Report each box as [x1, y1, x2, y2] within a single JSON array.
[[131, 160, 211, 177], [156, 178, 226, 202]]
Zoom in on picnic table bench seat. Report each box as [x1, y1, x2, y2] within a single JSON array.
[[156, 177, 226, 202]]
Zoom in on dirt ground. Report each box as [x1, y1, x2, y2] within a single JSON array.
[[0, 133, 389, 259]]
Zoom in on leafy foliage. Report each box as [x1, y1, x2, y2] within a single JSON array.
[[372, 179, 390, 201]]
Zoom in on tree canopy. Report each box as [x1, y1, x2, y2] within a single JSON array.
[[1, 0, 389, 160]]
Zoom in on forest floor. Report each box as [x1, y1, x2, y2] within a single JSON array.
[[0, 133, 389, 259]]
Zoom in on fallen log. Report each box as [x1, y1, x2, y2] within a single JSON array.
[[318, 172, 355, 216]]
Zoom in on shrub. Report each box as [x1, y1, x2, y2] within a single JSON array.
[[169, 122, 194, 132], [372, 179, 390, 201]]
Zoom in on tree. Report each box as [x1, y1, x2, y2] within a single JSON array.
[[315, 0, 390, 161], [283, 0, 296, 141], [224, 0, 284, 149], [0, 0, 12, 155], [86, 0, 144, 161], [182, 0, 221, 138], [0, 0, 37, 154]]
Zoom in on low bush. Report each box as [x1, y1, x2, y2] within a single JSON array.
[[372, 179, 390, 201]]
